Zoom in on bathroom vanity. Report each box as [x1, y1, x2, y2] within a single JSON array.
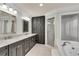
[[0, 7, 39, 56], [0, 33, 38, 56]]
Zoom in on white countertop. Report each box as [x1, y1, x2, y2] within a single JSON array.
[[0, 33, 37, 48]]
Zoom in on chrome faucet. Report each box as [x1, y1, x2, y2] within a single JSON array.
[[62, 41, 71, 46]]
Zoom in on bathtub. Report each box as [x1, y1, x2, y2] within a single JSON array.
[[57, 40, 79, 56]]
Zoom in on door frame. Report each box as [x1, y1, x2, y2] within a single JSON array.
[[45, 15, 56, 47]]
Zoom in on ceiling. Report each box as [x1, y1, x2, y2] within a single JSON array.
[[14, 3, 79, 16]]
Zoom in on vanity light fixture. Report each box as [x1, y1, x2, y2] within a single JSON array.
[[22, 17, 30, 21], [0, 3, 18, 15], [40, 3, 43, 6]]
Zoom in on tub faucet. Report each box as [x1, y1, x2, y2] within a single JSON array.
[[62, 41, 71, 46]]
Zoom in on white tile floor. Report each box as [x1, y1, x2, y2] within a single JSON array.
[[25, 44, 59, 56]]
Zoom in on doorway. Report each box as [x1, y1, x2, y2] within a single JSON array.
[[47, 17, 55, 47]]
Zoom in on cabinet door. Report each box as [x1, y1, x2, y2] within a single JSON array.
[[22, 40, 25, 56], [0, 46, 8, 56], [16, 41, 24, 56], [9, 43, 17, 56], [32, 36, 36, 46], [29, 37, 33, 49], [29, 36, 36, 49], [16, 44, 23, 56], [24, 38, 30, 55]]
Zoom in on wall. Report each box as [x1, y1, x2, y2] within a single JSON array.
[[6, 4, 32, 34]]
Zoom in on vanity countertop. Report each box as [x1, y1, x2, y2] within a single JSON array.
[[0, 33, 37, 48]]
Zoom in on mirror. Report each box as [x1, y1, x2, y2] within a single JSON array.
[[0, 10, 16, 39], [23, 20, 28, 32]]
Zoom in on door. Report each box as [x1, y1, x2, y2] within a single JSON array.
[[47, 17, 55, 47], [24, 38, 30, 55], [16, 44, 23, 56], [32, 16, 45, 44], [29, 37, 34, 49], [16, 41, 24, 56]]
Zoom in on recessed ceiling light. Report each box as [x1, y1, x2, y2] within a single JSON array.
[[14, 10, 17, 14], [40, 3, 43, 6]]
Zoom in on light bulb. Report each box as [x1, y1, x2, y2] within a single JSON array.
[[2, 4, 8, 9], [14, 10, 17, 14], [40, 3, 43, 6], [9, 8, 13, 11]]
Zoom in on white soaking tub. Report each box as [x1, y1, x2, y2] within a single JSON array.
[[57, 40, 79, 56]]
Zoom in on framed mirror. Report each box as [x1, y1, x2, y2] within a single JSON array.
[[0, 10, 17, 39]]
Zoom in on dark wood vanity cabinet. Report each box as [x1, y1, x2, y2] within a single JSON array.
[[24, 38, 30, 55], [24, 35, 37, 55], [0, 34, 38, 56], [16, 40, 25, 56], [9, 37, 36, 56], [30, 36, 36, 49], [9, 40, 25, 56], [9, 43, 17, 56], [0, 46, 8, 56]]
